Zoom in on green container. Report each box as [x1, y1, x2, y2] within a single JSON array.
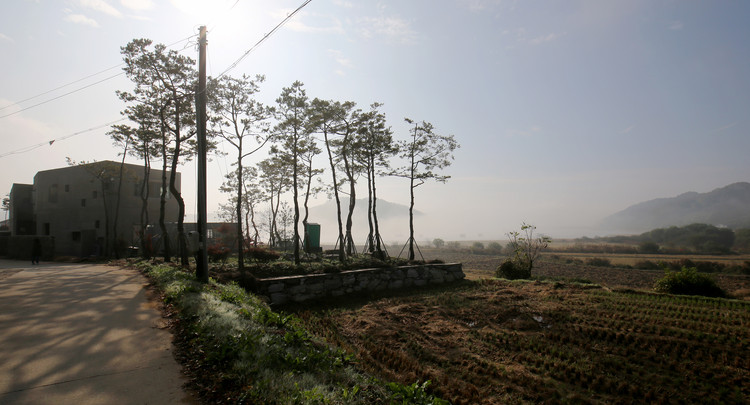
[[304, 223, 321, 253]]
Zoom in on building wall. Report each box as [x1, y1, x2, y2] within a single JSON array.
[[9, 183, 34, 235], [33, 162, 181, 257]]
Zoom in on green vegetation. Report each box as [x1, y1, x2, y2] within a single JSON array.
[[496, 223, 550, 280], [496, 259, 529, 280], [654, 267, 726, 298], [575, 223, 740, 254], [133, 260, 448, 404]]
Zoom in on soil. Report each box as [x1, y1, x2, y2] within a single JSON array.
[[296, 278, 750, 404], [418, 249, 750, 298]]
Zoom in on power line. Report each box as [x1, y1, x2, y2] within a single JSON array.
[[0, 64, 122, 112], [217, 0, 313, 79], [0, 34, 197, 120], [0, 72, 125, 119], [0, 118, 126, 159]]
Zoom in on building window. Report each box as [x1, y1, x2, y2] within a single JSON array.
[[95, 220, 100, 229], [81, 199, 86, 207], [71, 231, 81, 242], [92, 190, 98, 199], [48, 184, 58, 203], [44, 223, 50, 236], [65, 184, 70, 192]]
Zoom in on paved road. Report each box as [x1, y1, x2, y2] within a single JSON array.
[[0, 260, 195, 404]]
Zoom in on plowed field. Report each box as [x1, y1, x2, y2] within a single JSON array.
[[296, 251, 750, 404]]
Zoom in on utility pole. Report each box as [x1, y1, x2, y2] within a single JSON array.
[[196, 25, 209, 283]]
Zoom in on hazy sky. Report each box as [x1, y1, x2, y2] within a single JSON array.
[[1, 0, 748, 243]]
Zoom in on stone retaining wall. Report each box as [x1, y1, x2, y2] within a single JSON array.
[[255, 263, 464, 305]]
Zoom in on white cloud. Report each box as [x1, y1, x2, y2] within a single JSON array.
[[528, 32, 565, 45], [79, 0, 122, 17], [357, 15, 417, 44], [271, 9, 345, 34], [120, 0, 153, 11], [332, 0, 353, 8], [711, 122, 737, 134], [619, 125, 635, 135], [0, 33, 13, 43], [328, 49, 353, 69], [503, 28, 565, 47], [64, 9, 100, 28], [506, 125, 541, 137], [458, 0, 504, 12], [669, 20, 683, 30]]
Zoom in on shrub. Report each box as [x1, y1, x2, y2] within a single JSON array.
[[585, 257, 612, 267], [635, 260, 661, 270], [207, 243, 231, 263], [486, 242, 503, 254], [446, 241, 461, 250], [639, 241, 661, 254], [653, 267, 726, 298], [496, 259, 531, 280], [245, 246, 280, 263], [505, 223, 551, 275]]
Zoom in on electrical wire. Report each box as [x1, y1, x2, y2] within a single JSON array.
[[0, 33, 197, 120], [0, 72, 126, 119], [0, 118, 127, 159], [0, 64, 122, 112], [217, 0, 313, 79]]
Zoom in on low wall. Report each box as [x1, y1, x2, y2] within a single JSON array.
[[255, 263, 464, 305]]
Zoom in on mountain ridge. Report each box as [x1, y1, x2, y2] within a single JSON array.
[[600, 182, 750, 234]]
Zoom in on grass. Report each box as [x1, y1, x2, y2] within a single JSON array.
[[131, 259, 448, 404]]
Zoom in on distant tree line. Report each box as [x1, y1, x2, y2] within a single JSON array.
[[110, 38, 459, 270], [575, 223, 748, 254]]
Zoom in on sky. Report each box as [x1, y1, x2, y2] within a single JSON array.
[[1, 0, 749, 244]]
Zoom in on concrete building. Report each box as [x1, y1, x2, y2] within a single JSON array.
[[11, 161, 181, 257], [9, 183, 34, 236]]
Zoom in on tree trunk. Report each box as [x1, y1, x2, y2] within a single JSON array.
[[236, 158, 245, 280], [292, 139, 300, 264], [159, 111, 172, 262], [170, 97, 189, 267], [366, 166, 374, 253], [140, 149, 151, 259], [372, 154, 383, 256], [113, 137, 130, 260], [323, 128, 345, 261]]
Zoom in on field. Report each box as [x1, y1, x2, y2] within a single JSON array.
[[293, 249, 750, 404], [416, 248, 750, 298]]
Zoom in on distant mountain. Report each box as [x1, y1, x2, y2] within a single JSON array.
[[307, 198, 420, 243], [600, 182, 750, 234]]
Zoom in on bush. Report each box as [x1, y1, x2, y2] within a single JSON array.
[[639, 241, 660, 254], [245, 246, 280, 263], [486, 242, 503, 254], [471, 241, 485, 252], [207, 243, 231, 263], [585, 257, 612, 267], [635, 260, 662, 270], [654, 267, 726, 298], [496, 259, 531, 280]]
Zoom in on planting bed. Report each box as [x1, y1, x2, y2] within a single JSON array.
[[297, 279, 750, 404]]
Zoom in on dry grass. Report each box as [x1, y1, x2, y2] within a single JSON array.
[[297, 279, 750, 404]]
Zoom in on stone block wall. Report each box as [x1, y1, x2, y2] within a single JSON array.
[[255, 263, 464, 305]]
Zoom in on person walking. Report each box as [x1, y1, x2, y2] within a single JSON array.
[[31, 238, 42, 265]]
